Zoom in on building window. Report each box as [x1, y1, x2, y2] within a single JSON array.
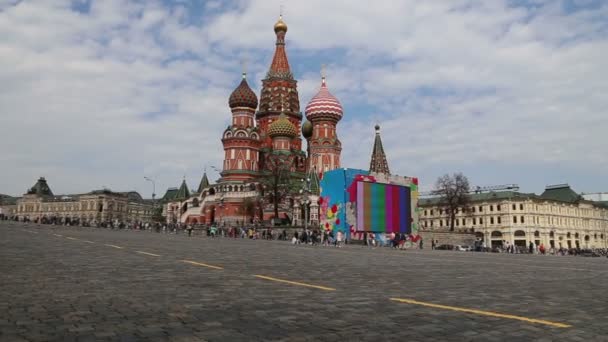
[[440, 220, 443, 227], [471, 207, 475, 213], [497, 205, 501, 211], [490, 205, 494, 212], [512, 204, 516, 210], [456, 219, 459, 226], [521, 216, 525, 223], [430, 210, 434, 215], [479, 206, 483, 212], [430, 221, 434, 227], [424, 210, 427, 216], [490, 217, 494, 224], [479, 218, 483, 224], [513, 216, 517, 223], [473, 218, 477, 225], [520, 204, 524, 210], [497, 217, 501, 224], [462, 218, 466, 225], [439, 209, 443, 215]]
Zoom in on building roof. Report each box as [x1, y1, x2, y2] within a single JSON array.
[[268, 113, 298, 138], [197, 172, 210, 193], [0, 194, 18, 205], [419, 191, 539, 206], [161, 188, 178, 201], [305, 76, 343, 121], [267, 15, 293, 79], [174, 179, 190, 200], [540, 184, 582, 203], [228, 74, 258, 109], [369, 125, 390, 175], [26, 177, 53, 196]]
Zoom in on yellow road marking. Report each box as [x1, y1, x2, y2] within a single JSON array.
[[180, 260, 223, 270], [104, 244, 124, 249], [66, 237, 77, 240], [254, 275, 336, 291], [136, 251, 160, 257], [389, 298, 572, 328]]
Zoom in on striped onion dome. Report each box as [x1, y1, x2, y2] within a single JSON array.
[[268, 113, 298, 138], [305, 77, 343, 121]]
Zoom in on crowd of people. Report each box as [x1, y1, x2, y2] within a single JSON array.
[[5, 217, 608, 258]]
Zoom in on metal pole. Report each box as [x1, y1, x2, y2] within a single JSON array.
[[144, 177, 156, 222]]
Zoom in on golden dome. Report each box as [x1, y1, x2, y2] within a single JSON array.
[[268, 113, 297, 138], [274, 15, 288, 33], [301, 120, 313, 139]]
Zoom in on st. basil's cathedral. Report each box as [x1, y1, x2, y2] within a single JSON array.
[[165, 15, 391, 226]]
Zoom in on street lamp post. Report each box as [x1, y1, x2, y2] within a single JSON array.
[[300, 177, 312, 230], [144, 176, 156, 222]]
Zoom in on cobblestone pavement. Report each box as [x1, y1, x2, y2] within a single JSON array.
[[2, 222, 608, 341]]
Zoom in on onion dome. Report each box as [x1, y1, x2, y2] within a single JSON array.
[[302, 120, 313, 139], [228, 73, 258, 109], [274, 15, 288, 33], [268, 113, 297, 138], [305, 77, 343, 121]]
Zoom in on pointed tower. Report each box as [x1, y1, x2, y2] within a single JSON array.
[[369, 124, 390, 175], [305, 72, 343, 173], [221, 72, 262, 182], [174, 179, 190, 201], [197, 171, 210, 193], [256, 15, 305, 170]]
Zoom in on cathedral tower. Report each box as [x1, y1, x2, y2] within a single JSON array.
[[369, 124, 390, 175], [220, 72, 261, 182], [304, 74, 343, 173], [256, 15, 305, 173]]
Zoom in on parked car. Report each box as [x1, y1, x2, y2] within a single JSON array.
[[436, 244, 454, 250], [454, 245, 471, 251]]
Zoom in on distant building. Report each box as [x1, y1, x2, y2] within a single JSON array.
[[419, 184, 608, 249], [0, 194, 18, 218], [15, 177, 154, 224]]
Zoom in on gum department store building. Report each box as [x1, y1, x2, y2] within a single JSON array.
[[418, 184, 608, 249]]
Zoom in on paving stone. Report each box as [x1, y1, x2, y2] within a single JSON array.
[[1, 221, 607, 340]]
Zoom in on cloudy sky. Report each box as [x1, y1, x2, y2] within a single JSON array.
[[1, 0, 607, 197]]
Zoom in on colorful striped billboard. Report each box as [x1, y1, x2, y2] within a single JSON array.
[[356, 181, 411, 233]]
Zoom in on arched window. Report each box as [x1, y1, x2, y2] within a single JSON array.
[[534, 231, 540, 237], [491, 231, 502, 238], [567, 232, 571, 238], [514, 230, 526, 237], [549, 231, 555, 238]]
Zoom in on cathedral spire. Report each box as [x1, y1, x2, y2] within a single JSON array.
[[197, 171, 210, 194], [369, 124, 390, 175], [268, 15, 292, 79]]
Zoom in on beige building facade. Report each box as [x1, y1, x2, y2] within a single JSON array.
[[16, 177, 153, 224], [419, 184, 608, 249]]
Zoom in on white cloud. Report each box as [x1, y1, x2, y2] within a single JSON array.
[[0, 0, 607, 196]]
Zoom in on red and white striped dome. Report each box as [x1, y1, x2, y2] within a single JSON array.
[[305, 78, 343, 121]]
